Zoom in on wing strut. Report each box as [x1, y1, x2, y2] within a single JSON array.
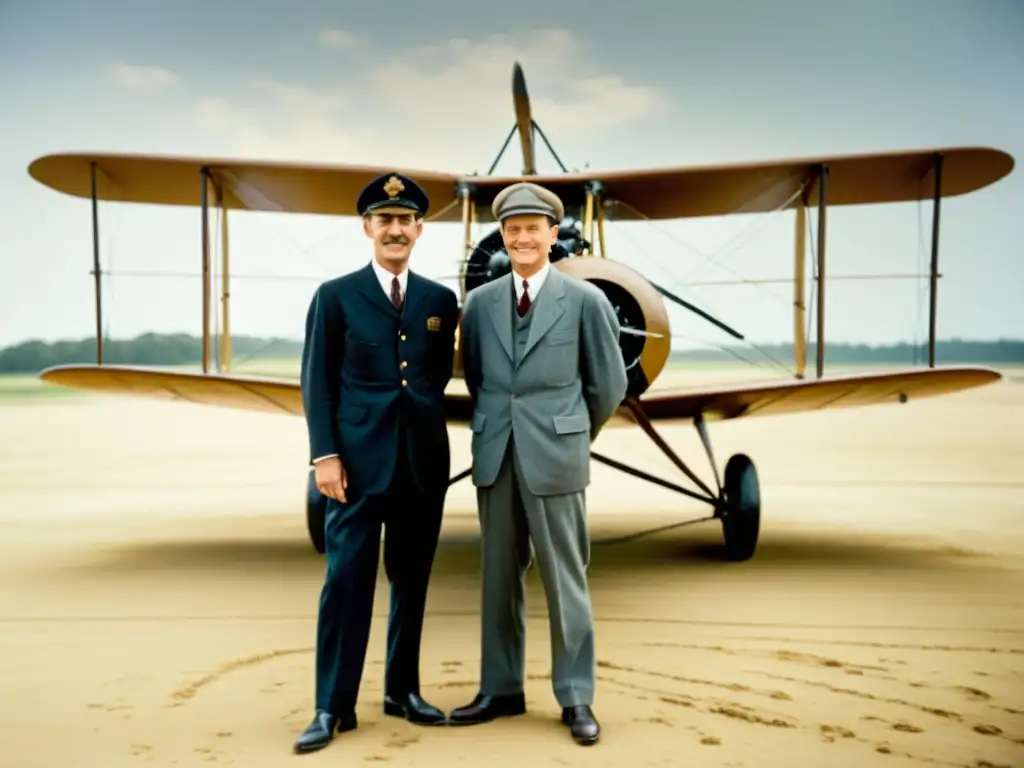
[[457, 181, 475, 306], [200, 168, 211, 373], [89, 162, 103, 364], [928, 152, 943, 367], [197, 167, 234, 374], [651, 282, 745, 340], [217, 182, 231, 371], [485, 124, 517, 175], [793, 184, 807, 378], [815, 165, 829, 378]]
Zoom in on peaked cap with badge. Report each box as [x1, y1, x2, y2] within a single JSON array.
[[491, 181, 565, 223], [356, 172, 430, 217]]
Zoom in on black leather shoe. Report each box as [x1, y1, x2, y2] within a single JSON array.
[[561, 705, 599, 745], [292, 709, 357, 754], [448, 692, 526, 725], [383, 692, 447, 725]]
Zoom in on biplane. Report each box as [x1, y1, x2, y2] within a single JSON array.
[[27, 63, 1013, 561]]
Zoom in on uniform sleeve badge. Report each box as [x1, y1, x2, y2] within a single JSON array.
[[426, 316, 441, 331]]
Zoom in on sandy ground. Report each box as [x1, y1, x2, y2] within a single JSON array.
[[1, 370, 1022, 767]]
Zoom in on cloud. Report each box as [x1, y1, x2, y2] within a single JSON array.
[[109, 61, 180, 90], [251, 78, 348, 113], [177, 27, 671, 171], [365, 29, 670, 139], [190, 96, 361, 160], [317, 27, 361, 48]]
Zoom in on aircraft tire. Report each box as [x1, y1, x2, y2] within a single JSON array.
[[721, 453, 760, 561], [306, 470, 327, 554]]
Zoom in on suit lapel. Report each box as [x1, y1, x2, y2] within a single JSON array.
[[403, 270, 426, 322], [357, 262, 400, 317], [520, 267, 565, 364], [488, 274, 514, 362]]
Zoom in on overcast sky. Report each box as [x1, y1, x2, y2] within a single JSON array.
[[1, 0, 1021, 356]]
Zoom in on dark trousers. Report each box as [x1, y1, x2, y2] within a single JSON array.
[[314, 441, 446, 716]]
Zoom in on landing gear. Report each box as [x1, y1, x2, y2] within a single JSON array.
[[590, 398, 762, 561], [721, 454, 760, 561], [306, 470, 327, 554]]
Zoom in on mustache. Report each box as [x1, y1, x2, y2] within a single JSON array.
[[383, 236, 408, 245]]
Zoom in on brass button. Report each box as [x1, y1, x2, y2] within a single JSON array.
[[400, 334, 406, 341], [401, 379, 407, 386], [401, 361, 407, 368]]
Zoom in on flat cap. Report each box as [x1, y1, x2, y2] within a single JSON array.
[[356, 172, 430, 217], [491, 181, 564, 222]]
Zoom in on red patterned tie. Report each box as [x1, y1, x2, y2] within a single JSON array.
[[390, 276, 403, 310], [517, 280, 530, 317]]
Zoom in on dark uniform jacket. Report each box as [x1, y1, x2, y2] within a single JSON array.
[[301, 262, 459, 497]]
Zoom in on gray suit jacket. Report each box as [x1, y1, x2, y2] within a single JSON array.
[[461, 266, 628, 496]]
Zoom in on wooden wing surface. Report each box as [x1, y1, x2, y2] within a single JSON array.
[[458, 146, 1014, 222], [36, 365, 476, 423], [632, 366, 1002, 422], [27, 153, 463, 216], [28, 146, 1013, 222], [38, 364, 1002, 427]]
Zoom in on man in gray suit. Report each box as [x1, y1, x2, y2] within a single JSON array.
[[448, 181, 628, 745]]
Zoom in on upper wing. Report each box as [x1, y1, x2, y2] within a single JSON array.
[[27, 146, 1013, 223], [27, 153, 463, 218], [630, 365, 1002, 423], [463, 146, 1014, 222], [37, 364, 1000, 426]]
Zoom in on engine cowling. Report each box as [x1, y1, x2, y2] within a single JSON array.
[[457, 221, 671, 398]]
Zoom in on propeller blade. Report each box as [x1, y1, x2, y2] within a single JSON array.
[[512, 62, 536, 175]]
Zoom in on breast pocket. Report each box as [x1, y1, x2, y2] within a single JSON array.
[[546, 328, 576, 345], [538, 327, 578, 385], [344, 333, 387, 379]]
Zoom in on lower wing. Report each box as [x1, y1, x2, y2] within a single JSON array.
[[632, 365, 1000, 422], [36, 363, 1001, 425]]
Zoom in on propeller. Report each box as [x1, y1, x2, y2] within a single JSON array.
[[493, 63, 743, 344], [512, 62, 536, 175]]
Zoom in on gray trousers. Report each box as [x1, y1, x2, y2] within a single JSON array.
[[476, 438, 595, 707]]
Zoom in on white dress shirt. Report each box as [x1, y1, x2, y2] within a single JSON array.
[[372, 259, 408, 304], [512, 260, 549, 304], [312, 260, 408, 465]]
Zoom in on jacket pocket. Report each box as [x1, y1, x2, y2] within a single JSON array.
[[470, 410, 487, 433], [553, 413, 589, 434], [546, 329, 576, 345], [338, 403, 368, 424]]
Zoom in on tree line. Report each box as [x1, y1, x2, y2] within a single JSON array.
[[0, 333, 1021, 374], [669, 338, 1024, 365], [0, 333, 303, 373]]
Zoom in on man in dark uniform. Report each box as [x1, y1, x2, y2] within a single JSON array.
[[293, 172, 460, 754]]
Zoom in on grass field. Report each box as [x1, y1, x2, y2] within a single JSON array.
[[0, 357, 303, 404], [0, 373, 82, 401]]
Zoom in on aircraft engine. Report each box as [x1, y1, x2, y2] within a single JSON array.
[[460, 220, 671, 398]]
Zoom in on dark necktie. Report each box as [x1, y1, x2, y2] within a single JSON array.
[[517, 280, 530, 317], [390, 276, 403, 310]]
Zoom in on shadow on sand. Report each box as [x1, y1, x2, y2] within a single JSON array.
[[56, 512, 993, 589]]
